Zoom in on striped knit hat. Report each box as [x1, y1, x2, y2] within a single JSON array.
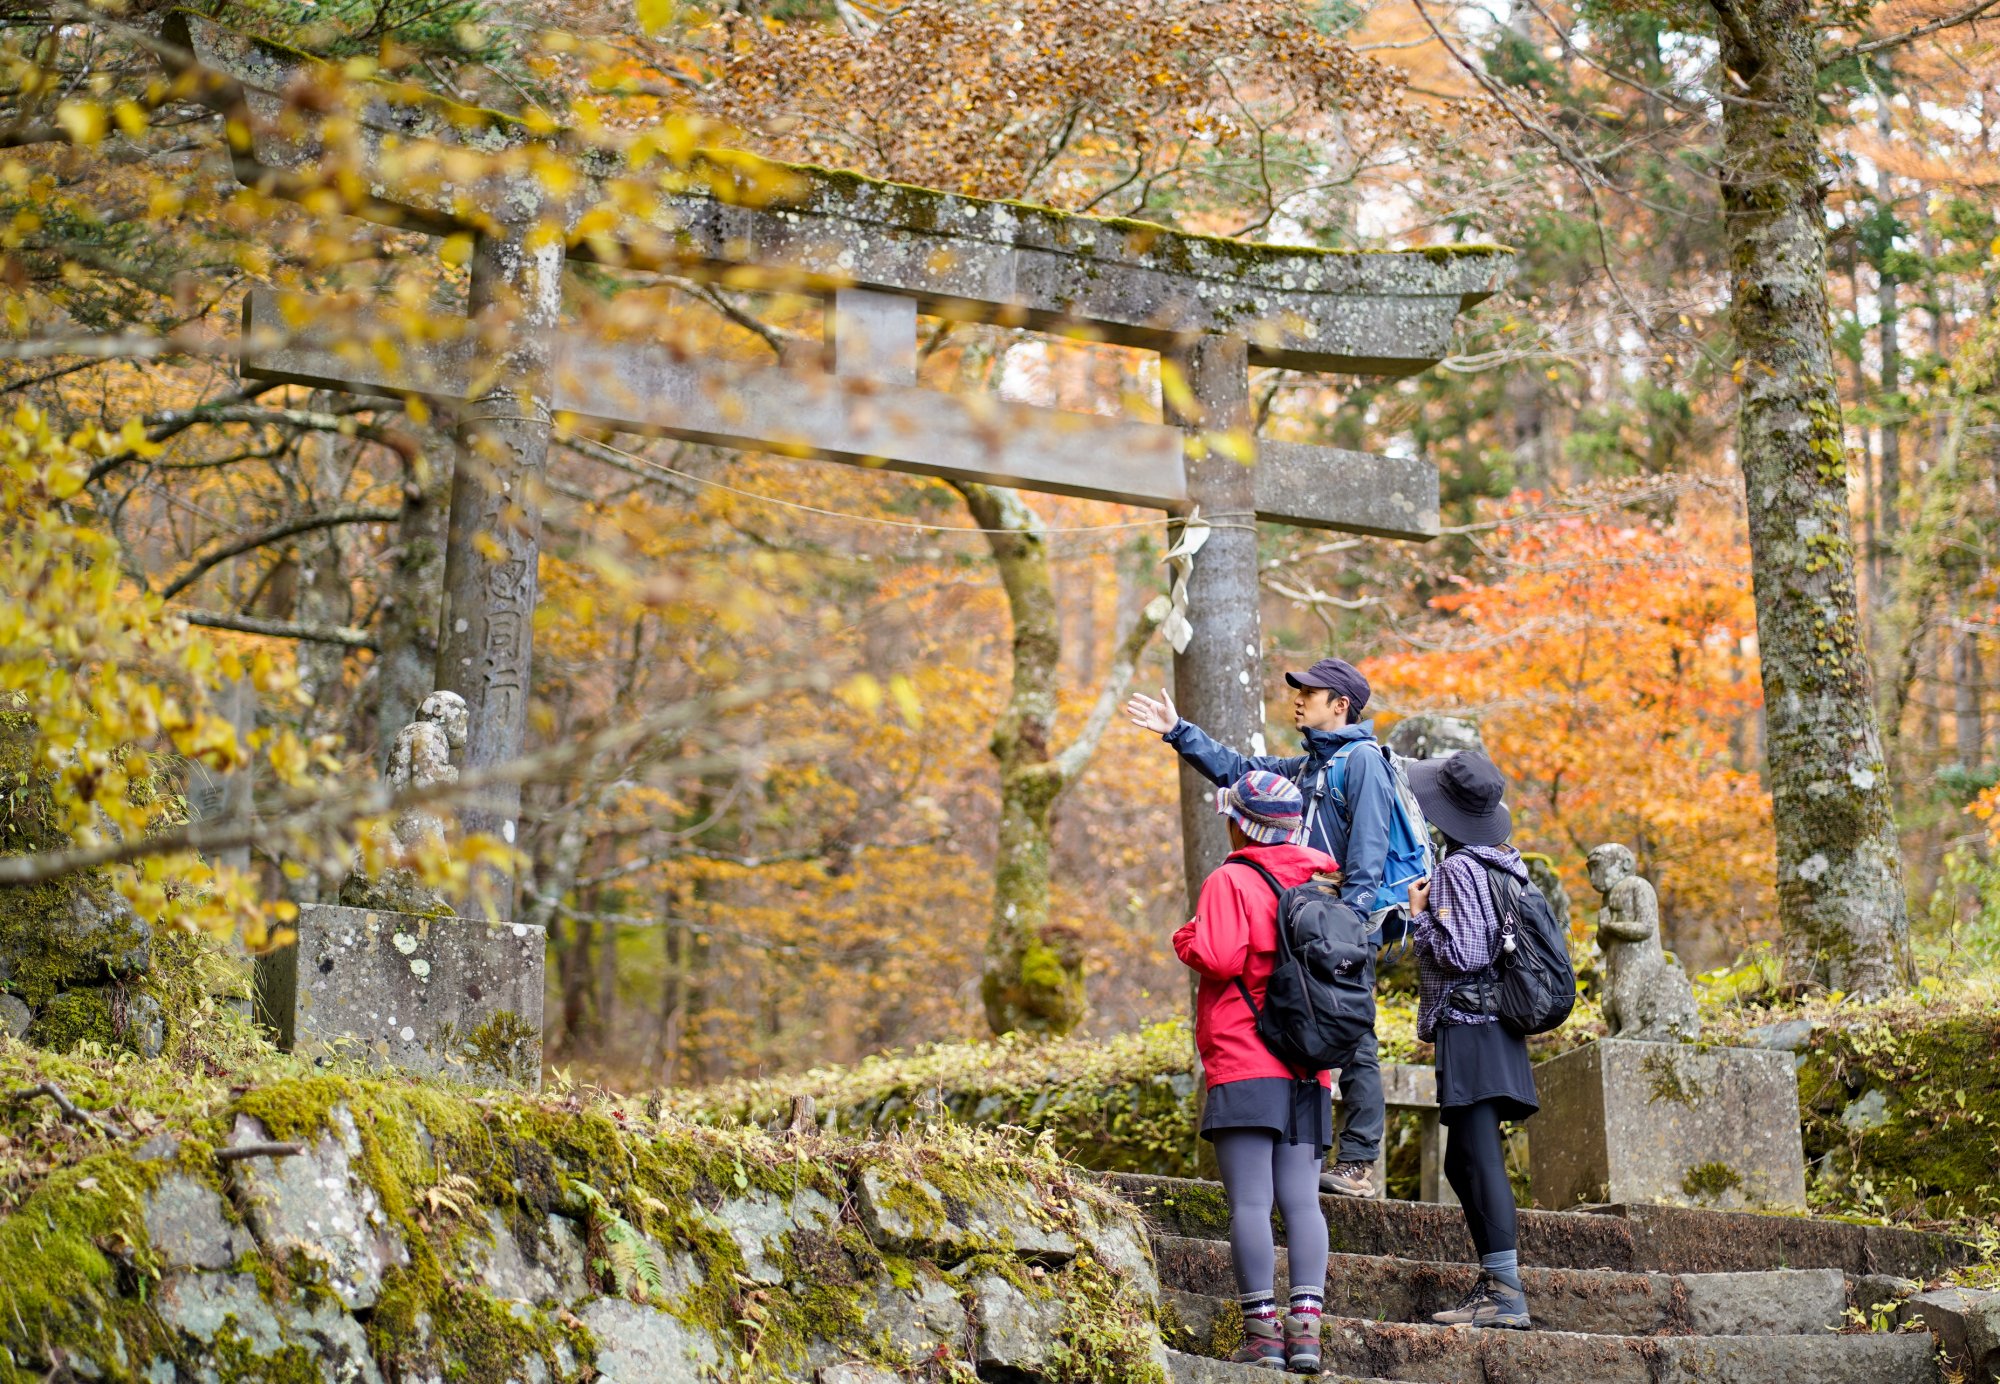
[[1215, 770, 1306, 846]]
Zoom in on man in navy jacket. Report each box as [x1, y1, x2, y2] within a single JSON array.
[[1127, 657, 1395, 1198]]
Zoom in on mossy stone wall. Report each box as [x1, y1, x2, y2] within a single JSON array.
[[0, 1049, 1168, 1383]]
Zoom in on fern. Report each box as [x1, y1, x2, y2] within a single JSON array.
[[569, 1180, 666, 1302]]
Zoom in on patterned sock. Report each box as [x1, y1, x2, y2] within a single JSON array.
[[1239, 1291, 1281, 1333], [1481, 1250, 1523, 1293], [1287, 1287, 1325, 1325]]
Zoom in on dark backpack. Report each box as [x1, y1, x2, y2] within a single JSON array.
[[1449, 860, 1576, 1037], [1227, 856, 1377, 1073]]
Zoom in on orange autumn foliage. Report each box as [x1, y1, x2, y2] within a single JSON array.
[[1364, 498, 1776, 963]]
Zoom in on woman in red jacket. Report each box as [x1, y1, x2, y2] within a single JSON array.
[[1174, 769, 1342, 1374]]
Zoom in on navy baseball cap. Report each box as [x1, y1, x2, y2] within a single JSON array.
[[1285, 657, 1370, 714]]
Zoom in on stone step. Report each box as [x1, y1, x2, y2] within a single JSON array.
[[1104, 1172, 1967, 1278], [1152, 1235, 1848, 1337], [1164, 1291, 1939, 1384], [1165, 1347, 1399, 1384]]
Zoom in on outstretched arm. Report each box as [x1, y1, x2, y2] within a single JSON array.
[[1126, 685, 1299, 787]]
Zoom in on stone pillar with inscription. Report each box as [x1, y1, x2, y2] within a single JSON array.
[[1164, 335, 1264, 915], [434, 227, 565, 882]]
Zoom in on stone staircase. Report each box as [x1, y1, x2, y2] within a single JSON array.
[[1102, 1173, 1970, 1384]]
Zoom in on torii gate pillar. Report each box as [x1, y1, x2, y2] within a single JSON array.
[[433, 228, 563, 875], [1166, 336, 1264, 913]]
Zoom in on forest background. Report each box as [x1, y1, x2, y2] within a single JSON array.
[[4, 0, 1998, 1092]]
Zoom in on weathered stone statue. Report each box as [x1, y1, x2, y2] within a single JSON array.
[[1386, 713, 1485, 761], [339, 691, 468, 915], [1587, 843, 1698, 1042]]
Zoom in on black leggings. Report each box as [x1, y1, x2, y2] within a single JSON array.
[[1442, 1099, 1517, 1257]]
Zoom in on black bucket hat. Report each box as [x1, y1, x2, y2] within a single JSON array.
[[1407, 752, 1512, 847]]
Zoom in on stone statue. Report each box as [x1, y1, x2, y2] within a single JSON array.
[[386, 691, 468, 855], [1386, 713, 1485, 761], [1587, 843, 1698, 1042], [339, 692, 468, 915]]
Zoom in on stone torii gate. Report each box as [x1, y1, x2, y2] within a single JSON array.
[[178, 17, 1507, 1070]]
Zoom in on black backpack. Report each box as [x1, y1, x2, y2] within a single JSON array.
[[1228, 856, 1377, 1073], [1449, 860, 1576, 1037]]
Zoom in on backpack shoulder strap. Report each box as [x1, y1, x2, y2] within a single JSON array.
[[1226, 854, 1286, 900]]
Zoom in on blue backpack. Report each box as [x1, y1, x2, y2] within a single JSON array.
[[1305, 741, 1436, 943]]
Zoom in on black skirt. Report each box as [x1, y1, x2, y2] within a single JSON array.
[[1200, 1077, 1334, 1157], [1434, 1020, 1539, 1125]]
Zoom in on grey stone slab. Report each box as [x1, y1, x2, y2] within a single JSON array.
[[144, 1172, 255, 1271], [1652, 1332, 1938, 1384], [695, 1188, 837, 1286], [1677, 1268, 1846, 1336], [1614, 1200, 1968, 1278], [0, 992, 30, 1038], [275, 1296, 386, 1384], [157, 1273, 288, 1354], [860, 1265, 968, 1365], [1105, 1173, 1642, 1271], [242, 289, 1441, 540], [256, 903, 543, 1087], [578, 1297, 722, 1382], [817, 1366, 904, 1384], [187, 14, 1505, 377], [1155, 1237, 1845, 1337], [465, 1209, 590, 1305], [1256, 440, 1438, 539], [1166, 1348, 1403, 1383], [1899, 1286, 2000, 1383], [854, 1165, 1075, 1263], [1080, 1211, 1161, 1301], [226, 1107, 409, 1311], [1529, 1040, 1809, 1212], [968, 1271, 1062, 1373]]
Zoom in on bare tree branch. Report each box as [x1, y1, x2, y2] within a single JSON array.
[[159, 505, 400, 599], [179, 608, 380, 649], [1829, 0, 2000, 62], [0, 675, 819, 888]]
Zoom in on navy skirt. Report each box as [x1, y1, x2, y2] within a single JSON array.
[[1200, 1077, 1334, 1158], [1434, 1020, 1539, 1126]]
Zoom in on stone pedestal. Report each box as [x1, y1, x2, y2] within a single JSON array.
[[1529, 1039, 1806, 1211], [256, 904, 544, 1088]]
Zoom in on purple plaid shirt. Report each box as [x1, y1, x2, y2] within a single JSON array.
[[1411, 843, 1528, 1042]]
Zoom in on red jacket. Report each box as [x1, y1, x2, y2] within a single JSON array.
[[1173, 843, 1342, 1088]]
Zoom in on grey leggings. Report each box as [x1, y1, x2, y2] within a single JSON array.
[[1214, 1129, 1329, 1297]]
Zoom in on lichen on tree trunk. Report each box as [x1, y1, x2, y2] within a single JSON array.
[[1712, 0, 1914, 998], [952, 481, 1162, 1036]]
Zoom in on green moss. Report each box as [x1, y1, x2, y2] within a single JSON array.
[[457, 1010, 540, 1086], [1681, 1161, 1745, 1200], [0, 1151, 156, 1378], [1789, 1002, 2000, 1225], [1642, 1046, 1705, 1107], [27, 988, 116, 1050]]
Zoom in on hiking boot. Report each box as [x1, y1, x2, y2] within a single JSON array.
[[1319, 1160, 1376, 1199], [1282, 1311, 1322, 1375], [1231, 1312, 1287, 1369], [1431, 1275, 1531, 1329]]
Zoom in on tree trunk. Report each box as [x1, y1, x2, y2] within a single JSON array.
[[374, 425, 451, 766], [1711, 0, 1914, 998], [1874, 82, 1903, 577], [952, 481, 1163, 1035], [1955, 630, 1982, 768]]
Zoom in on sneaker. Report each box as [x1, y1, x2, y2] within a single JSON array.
[[1319, 1160, 1376, 1199], [1431, 1275, 1530, 1329], [1230, 1312, 1287, 1370], [1282, 1311, 1322, 1375]]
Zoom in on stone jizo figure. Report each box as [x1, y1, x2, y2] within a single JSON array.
[[339, 691, 468, 914], [1586, 843, 1698, 1042], [387, 690, 469, 856]]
